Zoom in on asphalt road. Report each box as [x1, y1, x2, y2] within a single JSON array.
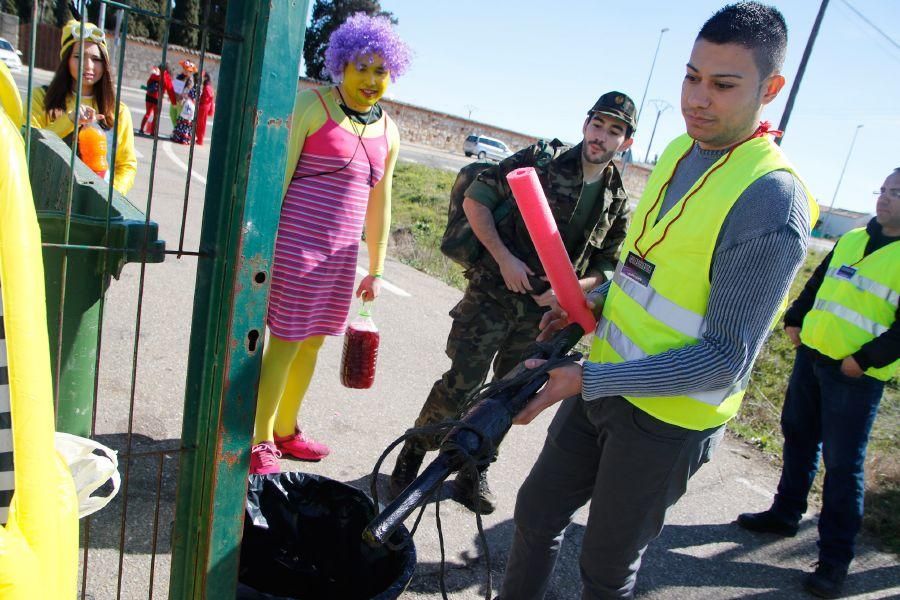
[[12, 70, 891, 599]]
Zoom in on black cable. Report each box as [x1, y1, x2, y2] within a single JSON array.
[[369, 348, 582, 597], [291, 87, 377, 185]]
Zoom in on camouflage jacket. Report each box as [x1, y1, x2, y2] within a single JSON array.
[[465, 139, 630, 282]]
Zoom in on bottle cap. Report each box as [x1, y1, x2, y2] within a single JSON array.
[[358, 296, 372, 317]]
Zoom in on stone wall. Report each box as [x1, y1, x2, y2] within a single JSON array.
[[296, 78, 651, 197], [110, 35, 221, 88], [616, 161, 652, 203], [297, 78, 540, 154]]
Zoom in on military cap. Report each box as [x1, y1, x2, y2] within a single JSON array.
[[588, 91, 637, 132]]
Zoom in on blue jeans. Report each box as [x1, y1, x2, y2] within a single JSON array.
[[772, 346, 884, 567]]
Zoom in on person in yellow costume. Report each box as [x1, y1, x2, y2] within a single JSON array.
[[30, 20, 137, 196], [0, 61, 79, 599], [497, 4, 819, 599], [249, 13, 411, 474]]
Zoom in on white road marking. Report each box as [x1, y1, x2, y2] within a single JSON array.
[[163, 142, 207, 184], [356, 266, 411, 297]]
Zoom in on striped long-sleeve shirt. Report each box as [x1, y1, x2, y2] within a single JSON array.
[[0, 283, 13, 525], [583, 144, 811, 402]]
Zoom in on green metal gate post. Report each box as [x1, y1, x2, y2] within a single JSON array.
[[169, 2, 308, 598]]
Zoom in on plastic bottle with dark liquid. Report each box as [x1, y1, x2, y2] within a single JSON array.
[[340, 302, 380, 389]]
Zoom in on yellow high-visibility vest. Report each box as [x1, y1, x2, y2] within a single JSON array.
[[590, 133, 818, 430], [800, 227, 899, 381]]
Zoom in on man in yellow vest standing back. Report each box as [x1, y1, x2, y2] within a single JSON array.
[[738, 169, 900, 599], [497, 3, 819, 599]]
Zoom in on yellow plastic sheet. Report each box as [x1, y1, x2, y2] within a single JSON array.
[[0, 62, 78, 600]]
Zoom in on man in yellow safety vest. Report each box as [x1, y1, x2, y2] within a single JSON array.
[[738, 168, 899, 599], [497, 3, 819, 598]]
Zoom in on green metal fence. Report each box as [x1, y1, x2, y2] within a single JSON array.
[[18, 1, 308, 597]]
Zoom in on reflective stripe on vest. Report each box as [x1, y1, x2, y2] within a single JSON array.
[[824, 267, 900, 306], [800, 227, 900, 381], [599, 315, 749, 406], [812, 298, 889, 337], [611, 264, 705, 338], [591, 133, 818, 430]]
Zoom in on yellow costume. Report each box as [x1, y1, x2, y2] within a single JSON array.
[[30, 86, 137, 196], [0, 63, 79, 599]]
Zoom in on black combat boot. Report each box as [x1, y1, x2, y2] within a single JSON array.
[[388, 443, 425, 501], [736, 509, 799, 537], [803, 561, 848, 598], [449, 466, 497, 515]]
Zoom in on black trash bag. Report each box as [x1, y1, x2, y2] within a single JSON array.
[[238, 472, 416, 600]]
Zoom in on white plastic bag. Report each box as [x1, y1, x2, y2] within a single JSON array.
[[54, 432, 120, 518]]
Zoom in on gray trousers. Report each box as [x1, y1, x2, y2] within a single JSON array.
[[500, 395, 725, 600]]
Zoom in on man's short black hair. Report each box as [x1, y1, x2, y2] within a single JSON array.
[[697, 2, 788, 78]]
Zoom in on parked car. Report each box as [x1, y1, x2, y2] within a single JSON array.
[[463, 134, 512, 161], [0, 37, 23, 72]]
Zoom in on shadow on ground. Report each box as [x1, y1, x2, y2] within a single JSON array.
[[79, 433, 181, 555], [346, 472, 899, 599]]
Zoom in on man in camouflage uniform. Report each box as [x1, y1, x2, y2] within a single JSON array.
[[389, 92, 638, 512]]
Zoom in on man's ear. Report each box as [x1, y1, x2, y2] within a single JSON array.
[[761, 73, 786, 106], [619, 136, 634, 152]]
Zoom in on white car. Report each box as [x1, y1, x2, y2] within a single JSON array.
[[463, 134, 513, 162], [0, 37, 23, 72]]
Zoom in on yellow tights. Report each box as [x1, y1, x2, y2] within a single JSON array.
[[252, 334, 325, 444]]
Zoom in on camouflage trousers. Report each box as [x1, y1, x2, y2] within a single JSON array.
[[410, 269, 547, 452]]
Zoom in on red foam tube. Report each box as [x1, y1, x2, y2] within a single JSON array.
[[505, 167, 597, 332]]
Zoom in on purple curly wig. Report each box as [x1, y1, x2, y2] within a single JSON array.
[[324, 12, 412, 82]]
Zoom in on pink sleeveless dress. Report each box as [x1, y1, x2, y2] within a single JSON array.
[[267, 90, 389, 341]]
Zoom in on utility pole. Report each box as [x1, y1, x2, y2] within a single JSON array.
[[637, 27, 669, 124], [778, 0, 829, 143], [825, 124, 863, 231], [644, 100, 671, 163]]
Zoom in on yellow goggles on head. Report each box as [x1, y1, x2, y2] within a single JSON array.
[[60, 20, 107, 58]]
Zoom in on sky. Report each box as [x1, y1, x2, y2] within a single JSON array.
[[304, 0, 899, 216]]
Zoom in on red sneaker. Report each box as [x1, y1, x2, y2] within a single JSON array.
[[274, 428, 330, 461], [249, 441, 281, 475]]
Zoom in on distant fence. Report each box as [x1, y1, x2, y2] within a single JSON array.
[[0, 11, 17, 47], [17, 21, 59, 72]]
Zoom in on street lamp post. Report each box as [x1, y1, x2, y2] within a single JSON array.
[[825, 124, 863, 230], [644, 99, 671, 163], [637, 27, 669, 124]]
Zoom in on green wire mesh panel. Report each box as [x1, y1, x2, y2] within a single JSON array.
[[16, 0, 307, 597]]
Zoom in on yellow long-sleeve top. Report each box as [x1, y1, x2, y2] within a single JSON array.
[[281, 85, 400, 276], [29, 87, 137, 196]]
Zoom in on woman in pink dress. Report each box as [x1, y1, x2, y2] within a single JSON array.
[[250, 14, 411, 474]]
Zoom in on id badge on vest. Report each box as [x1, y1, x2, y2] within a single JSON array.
[[621, 251, 655, 287], [835, 265, 857, 280]]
